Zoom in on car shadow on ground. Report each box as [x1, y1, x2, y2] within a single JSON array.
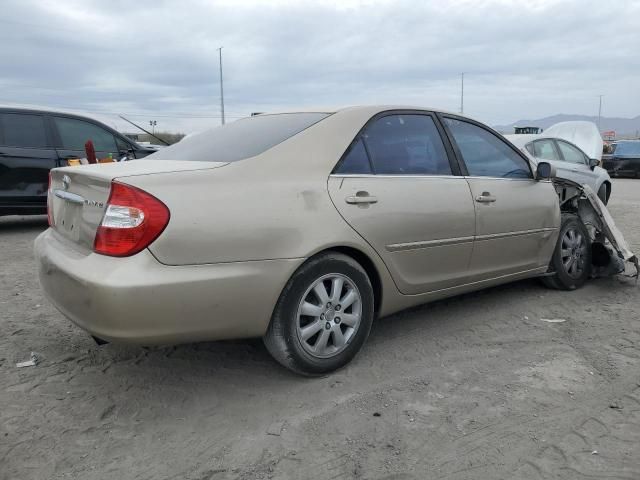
[[61, 275, 609, 386]]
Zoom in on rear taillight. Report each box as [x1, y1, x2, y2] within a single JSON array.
[[94, 181, 170, 257], [47, 172, 54, 227]]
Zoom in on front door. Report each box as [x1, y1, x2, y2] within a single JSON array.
[[442, 116, 559, 282], [0, 112, 58, 209], [328, 112, 476, 295], [52, 116, 119, 164]]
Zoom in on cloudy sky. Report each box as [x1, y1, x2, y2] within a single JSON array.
[[1, 0, 638, 133]]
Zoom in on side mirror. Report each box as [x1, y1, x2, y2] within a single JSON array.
[[119, 148, 135, 161], [589, 158, 599, 170], [536, 161, 556, 180]]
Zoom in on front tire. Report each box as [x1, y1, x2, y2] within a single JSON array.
[[263, 252, 374, 376], [597, 183, 609, 205], [542, 214, 592, 290]]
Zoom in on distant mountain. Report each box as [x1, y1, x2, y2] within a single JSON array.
[[494, 114, 640, 137]]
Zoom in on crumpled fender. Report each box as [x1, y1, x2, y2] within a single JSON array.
[[552, 178, 639, 280]]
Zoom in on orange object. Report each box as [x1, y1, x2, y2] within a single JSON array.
[[67, 159, 81, 166]]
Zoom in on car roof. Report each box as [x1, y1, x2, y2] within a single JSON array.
[[251, 105, 463, 117], [0, 106, 107, 123]]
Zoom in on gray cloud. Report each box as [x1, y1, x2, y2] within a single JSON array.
[[1, 0, 638, 133]]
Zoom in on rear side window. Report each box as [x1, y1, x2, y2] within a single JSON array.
[[54, 117, 118, 152], [148, 113, 330, 162], [557, 140, 587, 164], [335, 114, 451, 175], [444, 118, 532, 179], [363, 115, 451, 175], [336, 139, 372, 174], [1, 113, 47, 148], [532, 139, 560, 161]]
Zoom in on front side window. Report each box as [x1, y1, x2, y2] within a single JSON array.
[[532, 139, 560, 161], [362, 114, 451, 175], [557, 140, 587, 164], [1, 113, 47, 148], [525, 143, 534, 155], [444, 117, 532, 179], [115, 136, 132, 152], [54, 117, 117, 152]]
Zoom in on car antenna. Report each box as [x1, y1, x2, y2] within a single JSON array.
[[118, 115, 171, 146]]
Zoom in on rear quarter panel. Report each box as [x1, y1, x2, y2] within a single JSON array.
[[124, 108, 387, 267]]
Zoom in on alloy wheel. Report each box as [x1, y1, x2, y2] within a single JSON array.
[[296, 273, 362, 359], [561, 228, 587, 279]]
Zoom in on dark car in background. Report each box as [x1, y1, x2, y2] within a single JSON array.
[[602, 140, 640, 178], [0, 108, 157, 216]]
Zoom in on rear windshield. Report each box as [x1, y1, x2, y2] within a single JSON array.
[[145, 112, 330, 162], [613, 142, 640, 156]]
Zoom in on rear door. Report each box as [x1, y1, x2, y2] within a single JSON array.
[[52, 116, 119, 163], [328, 112, 476, 295], [555, 139, 598, 189], [0, 112, 58, 208], [441, 116, 559, 282]]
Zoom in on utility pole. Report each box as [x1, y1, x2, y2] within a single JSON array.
[[149, 120, 157, 135], [460, 73, 465, 114], [597, 94, 603, 133], [218, 47, 225, 125]]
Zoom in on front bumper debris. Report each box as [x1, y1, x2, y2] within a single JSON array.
[[553, 179, 639, 281]]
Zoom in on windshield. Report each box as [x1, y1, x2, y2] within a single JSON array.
[[613, 141, 640, 156], [145, 112, 331, 162]]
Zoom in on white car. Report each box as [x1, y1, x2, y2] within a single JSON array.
[[505, 121, 611, 204]]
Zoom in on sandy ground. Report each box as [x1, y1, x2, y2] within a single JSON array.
[[1, 179, 639, 480]]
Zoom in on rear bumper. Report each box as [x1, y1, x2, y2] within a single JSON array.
[[35, 229, 303, 344]]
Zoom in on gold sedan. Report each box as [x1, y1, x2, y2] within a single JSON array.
[[36, 106, 588, 375]]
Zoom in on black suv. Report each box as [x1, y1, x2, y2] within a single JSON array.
[[0, 108, 157, 216]]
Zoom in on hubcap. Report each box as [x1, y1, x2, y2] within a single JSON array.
[[296, 273, 362, 359], [560, 228, 586, 279]]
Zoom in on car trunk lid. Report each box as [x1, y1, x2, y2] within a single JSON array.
[[48, 160, 227, 252]]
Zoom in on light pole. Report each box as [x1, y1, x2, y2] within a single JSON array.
[[597, 95, 603, 133], [460, 72, 465, 114], [149, 120, 157, 135], [218, 47, 225, 125]]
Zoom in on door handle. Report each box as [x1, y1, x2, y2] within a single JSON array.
[[475, 192, 496, 203], [346, 192, 378, 204]]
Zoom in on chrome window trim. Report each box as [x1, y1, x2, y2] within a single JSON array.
[[462, 176, 538, 182], [329, 174, 462, 179], [330, 174, 539, 181]]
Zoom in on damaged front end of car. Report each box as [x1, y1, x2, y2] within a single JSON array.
[[553, 177, 639, 280]]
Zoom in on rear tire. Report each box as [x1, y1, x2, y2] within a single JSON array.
[[542, 214, 591, 290], [263, 252, 374, 376]]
